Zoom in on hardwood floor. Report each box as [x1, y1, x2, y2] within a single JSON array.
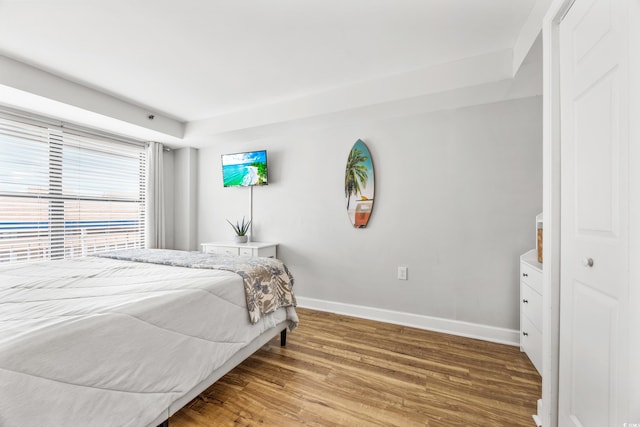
[[170, 308, 541, 426]]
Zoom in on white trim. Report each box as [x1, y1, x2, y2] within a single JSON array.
[[296, 296, 520, 346], [629, 0, 640, 417], [512, 0, 554, 74], [541, 1, 574, 426]]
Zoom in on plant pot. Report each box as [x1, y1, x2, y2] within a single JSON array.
[[235, 235, 248, 243]]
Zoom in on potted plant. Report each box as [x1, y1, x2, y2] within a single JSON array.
[[227, 217, 251, 243]]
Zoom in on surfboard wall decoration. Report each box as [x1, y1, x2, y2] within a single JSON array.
[[345, 139, 375, 228]]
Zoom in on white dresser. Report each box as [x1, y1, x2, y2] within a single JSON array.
[[520, 249, 543, 375], [201, 241, 277, 258]]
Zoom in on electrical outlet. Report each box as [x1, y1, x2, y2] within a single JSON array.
[[397, 266, 408, 280]]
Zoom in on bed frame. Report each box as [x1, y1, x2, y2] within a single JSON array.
[[150, 324, 288, 427]]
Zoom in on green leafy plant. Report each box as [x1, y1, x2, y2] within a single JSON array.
[[345, 147, 369, 210], [226, 217, 251, 236]]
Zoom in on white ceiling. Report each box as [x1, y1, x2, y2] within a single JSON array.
[[0, 0, 541, 146]]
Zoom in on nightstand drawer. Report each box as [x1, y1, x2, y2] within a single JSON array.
[[256, 246, 276, 258], [521, 283, 542, 332], [201, 242, 278, 258], [521, 262, 542, 294], [520, 315, 542, 374], [204, 246, 240, 256]]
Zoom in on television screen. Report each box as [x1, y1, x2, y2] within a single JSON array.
[[221, 150, 268, 187]]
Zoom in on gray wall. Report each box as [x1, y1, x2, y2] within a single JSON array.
[[196, 96, 542, 332]]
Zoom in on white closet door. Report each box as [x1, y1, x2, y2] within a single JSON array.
[[559, 0, 630, 425]]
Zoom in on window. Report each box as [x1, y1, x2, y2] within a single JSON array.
[[0, 110, 146, 264]]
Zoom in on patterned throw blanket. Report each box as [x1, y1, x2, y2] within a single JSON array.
[[96, 249, 296, 325]]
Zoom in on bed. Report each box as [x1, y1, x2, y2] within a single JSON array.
[[0, 249, 298, 427]]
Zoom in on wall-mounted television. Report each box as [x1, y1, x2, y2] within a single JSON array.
[[221, 150, 268, 187]]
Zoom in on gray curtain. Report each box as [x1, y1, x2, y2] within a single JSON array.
[[145, 141, 165, 249]]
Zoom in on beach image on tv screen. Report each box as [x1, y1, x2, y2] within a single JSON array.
[[222, 151, 268, 186]]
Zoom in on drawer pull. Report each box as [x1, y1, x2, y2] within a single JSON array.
[[522, 331, 529, 337], [582, 257, 594, 267], [522, 273, 528, 277], [522, 299, 529, 304]]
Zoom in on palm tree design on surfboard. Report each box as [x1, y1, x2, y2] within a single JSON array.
[[345, 139, 375, 228]]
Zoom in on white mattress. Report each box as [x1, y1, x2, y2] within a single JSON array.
[[0, 256, 295, 427]]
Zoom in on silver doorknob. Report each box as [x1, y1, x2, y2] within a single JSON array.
[[582, 258, 594, 267]]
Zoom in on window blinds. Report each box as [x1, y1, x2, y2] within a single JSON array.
[[0, 111, 146, 264]]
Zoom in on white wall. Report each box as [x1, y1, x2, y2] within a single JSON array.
[[197, 96, 542, 334]]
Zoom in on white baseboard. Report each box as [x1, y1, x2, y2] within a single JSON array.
[[296, 296, 520, 346]]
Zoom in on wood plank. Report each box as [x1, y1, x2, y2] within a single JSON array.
[[170, 308, 541, 426]]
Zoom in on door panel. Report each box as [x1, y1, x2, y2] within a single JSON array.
[[569, 281, 618, 426], [574, 70, 618, 236]]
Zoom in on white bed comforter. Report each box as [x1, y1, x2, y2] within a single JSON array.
[[0, 256, 296, 427]]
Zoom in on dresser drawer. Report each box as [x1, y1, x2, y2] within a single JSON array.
[[239, 247, 254, 256], [521, 283, 543, 332], [520, 262, 542, 294], [520, 315, 542, 374], [204, 246, 240, 256], [256, 246, 277, 258]]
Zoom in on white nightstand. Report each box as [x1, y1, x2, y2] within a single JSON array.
[[201, 242, 277, 258], [520, 248, 543, 375]]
